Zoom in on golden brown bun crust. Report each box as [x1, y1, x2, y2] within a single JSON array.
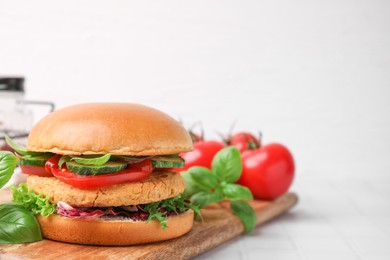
[[27, 103, 192, 155], [37, 210, 194, 246], [27, 170, 186, 207]]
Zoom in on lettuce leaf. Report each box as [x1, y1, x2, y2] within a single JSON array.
[[144, 195, 200, 229], [10, 184, 199, 230], [11, 183, 56, 217]]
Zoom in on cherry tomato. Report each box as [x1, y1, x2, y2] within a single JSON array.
[[20, 165, 53, 177], [45, 155, 153, 189], [237, 143, 294, 200], [228, 132, 261, 153], [179, 141, 225, 170]]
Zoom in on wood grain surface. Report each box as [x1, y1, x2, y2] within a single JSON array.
[[0, 189, 298, 260]]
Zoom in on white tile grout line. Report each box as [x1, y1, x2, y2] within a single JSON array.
[[273, 217, 307, 260], [330, 178, 390, 233], [238, 249, 247, 260], [201, 178, 390, 259], [324, 179, 365, 260], [280, 179, 363, 259], [327, 179, 390, 259], [239, 239, 248, 260], [364, 180, 390, 236]]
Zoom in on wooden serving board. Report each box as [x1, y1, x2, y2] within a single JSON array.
[[0, 189, 298, 260]]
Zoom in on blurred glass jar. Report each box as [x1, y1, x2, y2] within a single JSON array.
[[0, 77, 54, 151]]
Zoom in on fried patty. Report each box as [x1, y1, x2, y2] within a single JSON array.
[[27, 171, 186, 207]]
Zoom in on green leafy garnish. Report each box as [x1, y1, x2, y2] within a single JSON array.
[[5, 135, 29, 155], [211, 146, 242, 183], [70, 154, 111, 166], [11, 183, 56, 217], [1, 136, 53, 188], [0, 204, 42, 244], [190, 191, 224, 209], [187, 166, 219, 191], [230, 200, 256, 233], [58, 155, 71, 167], [0, 151, 19, 189], [181, 171, 200, 198], [144, 195, 200, 229], [21, 153, 53, 160], [111, 155, 148, 161], [182, 146, 256, 233], [5, 135, 44, 156], [221, 183, 253, 201]]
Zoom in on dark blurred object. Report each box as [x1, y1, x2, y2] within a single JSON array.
[[0, 77, 24, 92], [0, 77, 54, 150]]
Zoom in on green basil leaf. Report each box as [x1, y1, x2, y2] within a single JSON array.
[[111, 155, 148, 161], [5, 135, 28, 155], [0, 204, 42, 244], [181, 171, 202, 197], [5, 135, 46, 156], [58, 155, 71, 168], [71, 154, 111, 166], [190, 191, 224, 209], [230, 200, 256, 233], [0, 151, 19, 189], [12, 184, 56, 217], [222, 183, 253, 201], [188, 166, 219, 191], [212, 146, 242, 183]]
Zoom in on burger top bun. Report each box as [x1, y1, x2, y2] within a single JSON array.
[[27, 103, 193, 156]]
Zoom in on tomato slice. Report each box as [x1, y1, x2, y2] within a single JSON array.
[[46, 156, 153, 189], [45, 155, 61, 175], [20, 165, 53, 177]]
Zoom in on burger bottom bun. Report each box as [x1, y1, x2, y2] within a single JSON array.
[[36, 210, 194, 246]]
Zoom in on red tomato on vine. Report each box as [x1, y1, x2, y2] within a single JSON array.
[[227, 132, 261, 153], [237, 143, 294, 200], [179, 141, 225, 171]]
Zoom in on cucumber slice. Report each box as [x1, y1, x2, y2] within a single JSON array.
[[151, 155, 185, 168], [66, 161, 127, 175], [20, 155, 52, 167]]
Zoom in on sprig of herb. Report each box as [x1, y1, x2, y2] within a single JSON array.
[[182, 146, 256, 233]]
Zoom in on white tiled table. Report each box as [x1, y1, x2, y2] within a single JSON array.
[[195, 177, 390, 260]]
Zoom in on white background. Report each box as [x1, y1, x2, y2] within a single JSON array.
[[1, 0, 389, 181], [1, 1, 390, 259]]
